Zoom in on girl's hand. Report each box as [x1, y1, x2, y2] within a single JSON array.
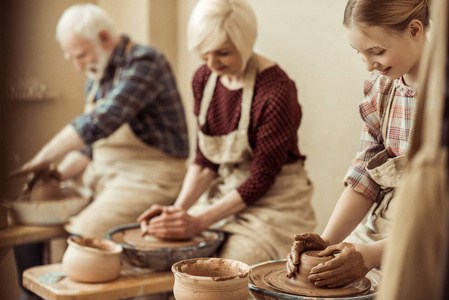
[[286, 233, 328, 278], [145, 206, 206, 240], [308, 242, 369, 288]]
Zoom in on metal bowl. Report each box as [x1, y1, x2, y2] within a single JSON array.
[[249, 260, 381, 300], [106, 223, 225, 271]]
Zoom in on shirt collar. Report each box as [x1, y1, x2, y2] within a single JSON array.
[[394, 76, 418, 97], [102, 35, 131, 80]]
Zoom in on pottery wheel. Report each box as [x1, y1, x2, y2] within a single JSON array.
[[122, 228, 206, 250], [263, 267, 371, 298]]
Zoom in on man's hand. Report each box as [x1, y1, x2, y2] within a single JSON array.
[[308, 242, 369, 288], [24, 163, 62, 192], [9, 161, 52, 178], [286, 233, 328, 278]]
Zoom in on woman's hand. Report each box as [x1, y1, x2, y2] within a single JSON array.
[[137, 204, 166, 236], [138, 205, 206, 240], [286, 233, 328, 278], [308, 242, 369, 288]]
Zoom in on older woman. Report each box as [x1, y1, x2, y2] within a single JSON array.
[[139, 0, 316, 265]]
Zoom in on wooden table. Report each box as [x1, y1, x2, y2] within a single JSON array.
[[0, 224, 68, 265], [23, 263, 174, 300], [0, 224, 68, 247]]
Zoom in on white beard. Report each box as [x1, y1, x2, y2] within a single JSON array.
[[84, 45, 110, 81]]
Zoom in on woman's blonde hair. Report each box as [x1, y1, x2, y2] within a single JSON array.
[[343, 0, 430, 31], [187, 0, 257, 65]]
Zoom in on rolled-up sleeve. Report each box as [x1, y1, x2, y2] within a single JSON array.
[[343, 78, 383, 201]]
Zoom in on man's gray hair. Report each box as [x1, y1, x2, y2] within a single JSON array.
[[56, 4, 116, 42]]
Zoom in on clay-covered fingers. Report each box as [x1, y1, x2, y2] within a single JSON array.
[[308, 256, 348, 288], [286, 240, 308, 278], [286, 233, 328, 278], [47, 164, 62, 181], [8, 161, 51, 177], [286, 240, 306, 278], [290, 241, 304, 264], [310, 254, 345, 275], [309, 242, 369, 288], [309, 269, 356, 288], [315, 243, 344, 257], [294, 232, 328, 250], [286, 255, 298, 277]]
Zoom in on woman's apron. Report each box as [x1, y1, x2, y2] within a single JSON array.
[[191, 55, 316, 264], [65, 41, 187, 238], [346, 86, 408, 243]]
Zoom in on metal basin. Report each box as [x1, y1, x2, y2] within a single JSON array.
[[106, 223, 225, 271]]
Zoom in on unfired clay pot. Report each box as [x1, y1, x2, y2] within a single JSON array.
[[62, 236, 123, 283], [293, 250, 333, 290], [172, 257, 251, 300], [29, 178, 65, 201]]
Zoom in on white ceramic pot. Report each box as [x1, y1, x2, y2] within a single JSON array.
[[172, 257, 250, 300], [9, 196, 89, 225], [62, 236, 122, 283]]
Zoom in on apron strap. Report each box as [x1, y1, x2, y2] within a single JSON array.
[[380, 84, 396, 145], [198, 54, 258, 131], [198, 72, 218, 127]]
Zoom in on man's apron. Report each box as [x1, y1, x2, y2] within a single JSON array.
[[346, 86, 407, 243], [65, 41, 187, 238], [191, 55, 316, 265]]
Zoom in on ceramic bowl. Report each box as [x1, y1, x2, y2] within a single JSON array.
[[106, 223, 225, 271], [62, 236, 123, 283], [172, 257, 250, 300], [8, 196, 90, 225], [249, 259, 381, 300]]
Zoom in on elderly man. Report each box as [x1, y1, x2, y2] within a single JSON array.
[[14, 4, 188, 299]]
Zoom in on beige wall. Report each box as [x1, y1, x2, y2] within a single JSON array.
[[2, 0, 371, 297], [4, 0, 87, 184], [176, 0, 370, 234]]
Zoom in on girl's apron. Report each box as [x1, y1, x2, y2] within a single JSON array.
[[65, 41, 187, 238], [191, 55, 316, 264], [346, 86, 408, 243]]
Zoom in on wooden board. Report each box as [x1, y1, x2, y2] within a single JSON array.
[[0, 225, 68, 247], [23, 263, 174, 300]]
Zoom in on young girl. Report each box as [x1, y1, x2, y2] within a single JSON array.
[[286, 0, 430, 288]]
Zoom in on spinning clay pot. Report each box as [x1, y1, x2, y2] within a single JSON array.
[[172, 257, 251, 300], [30, 178, 65, 201], [62, 236, 122, 283]]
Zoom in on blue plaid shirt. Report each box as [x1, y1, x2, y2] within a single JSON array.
[[72, 35, 189, 159]]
